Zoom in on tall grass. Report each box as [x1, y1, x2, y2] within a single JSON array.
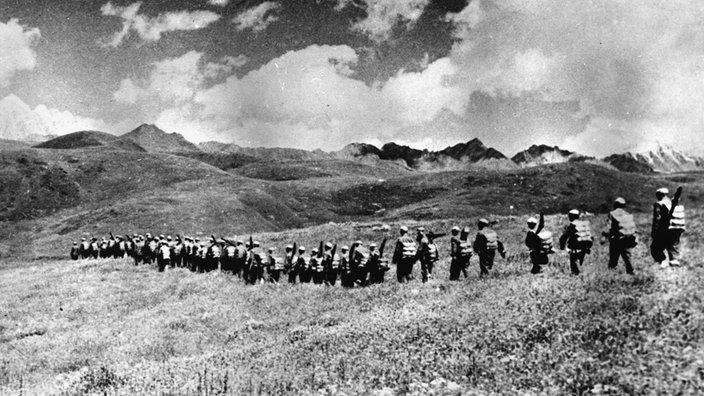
[[0, 210, 702, 395]]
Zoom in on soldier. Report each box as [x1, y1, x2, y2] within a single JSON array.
[[311, 248, 325, 284], [100, 237, 109, 259], [79, 237, 90, 259], [525, 215, 553, 274], [322, 242, 339, 286], [248, 241, 266, 284], [473, 219, 506, 276], [70, 242, 80, 260], [602, 197, 636, 274], [392, 226, 417, 283], [449, 226, 462, 280], [189, 238, 201, 272], [285, 245, 297, 284], [266, 247, 283, 283], [207, 240, 221, 272], [651, 187, 685, 267], [339, 246, 354, 288], [367, 243, 390, 284], [171, 236, 185, 268], [157, 239, 171, 272], [416, 227, 437, 283], [107, 235, 116, 258], [131, 235, 145, 265], [559, 209, 593, 275], [352, 240, 369, 285], [295, 246, 310, 283], [222, 240, 237, 273], [146, 235, 158, 264], [89, 237, 99, 259]]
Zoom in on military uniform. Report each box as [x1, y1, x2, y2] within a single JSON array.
[[416, 229, 437, 282], [473, 222, 505, 276], [605, 199, 636, 274], [651, 188, 685, 266], [393, 228, 417, 283], [339, 247, 354, 287], [559, 211, 593, 275], [525, 218, 552, 274], [286, 246, 298, 284], [248, 244, 266, 284], [70, 243, 80, 260], [352, 244, 369, 285]]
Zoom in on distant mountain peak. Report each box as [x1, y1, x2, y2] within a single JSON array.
[[620, 143, 704, 173], [122, 123, 199, 153], [511, 144, 580, 167]]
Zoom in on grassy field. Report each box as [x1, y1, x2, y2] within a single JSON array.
[[1, 211, 703, 395]]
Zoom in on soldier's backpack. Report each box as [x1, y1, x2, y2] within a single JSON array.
[[611, 209, 637, 247], [427, 243, 439, 262], [482, 230, 499, 250], [173, 244, 183, 256], [210, 245, 221, 259], [160, 245, 171, 260], [273, 256, 285, 271], [379, 257, 390, 271], [669, 205, 686, 230], [225, 245, 236, 257], [331, 254, 340, 270], [572, 220, 593, 249], [459, 240, 473, 258], [253, 250, 266, 266], [357, 252, 368, 268], [401, 239, 417, 258], [537, 231, 554, 255], [315, 256, 325, 272]]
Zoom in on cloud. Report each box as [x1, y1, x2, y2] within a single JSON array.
[[0, 94, 123, 140], [101, 2, 220, 46], [232, 2, 281, 32], [337, 0, 430, 42], [114, 51, 243, 105], [0, 19, 40, 86], [444, 0, 704, 155], [208, 0, 229, 6], [150, 45, 467, 149]]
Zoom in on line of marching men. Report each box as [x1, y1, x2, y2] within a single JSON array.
[[69, 187, 687, 282]]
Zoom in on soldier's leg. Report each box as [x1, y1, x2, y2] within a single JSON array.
[[421, 260, 429, 283], [479, 254, 489, 276], [449, 258, 460, 280], [667, 230, 683, 265], [396, 263, 405, 283], [650, 237, 667, 264], [529, 252, 544, 274], [608, 242, 620, 269], [621, 247, 634, 274], [569, 252, 580, 275]]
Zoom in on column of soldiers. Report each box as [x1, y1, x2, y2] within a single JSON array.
[[69, 187, 688, 281]]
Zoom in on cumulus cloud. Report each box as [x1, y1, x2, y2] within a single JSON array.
[[114, 51, 244, 104], [151, 45, 466, 148], [0, 19, 40, 86], [101, 2, 220, 46], [232, 2, 281, 32], [337, 0, 430, 42], [444, 0, 704, 155], [208, 0, 229, 6]]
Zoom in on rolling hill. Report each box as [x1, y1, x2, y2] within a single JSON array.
[[34, 130, 146, 152], [121, 124, 201, 153]]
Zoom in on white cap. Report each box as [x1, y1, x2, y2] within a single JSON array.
[[614, 197, 626, 205], [400, 226, 408, 232], [416, 227, 425, 232], [341, 245, 349, 251], [656, 187, 669, 195], [568, 209, 580, 216], [325, 242, 333, 248], [527, 217, 538, 224], [369, 243, 377, 248], [451, 226, 460, 232]]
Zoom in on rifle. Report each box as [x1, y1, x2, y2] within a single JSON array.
[[249, 236, 253, 251], [109, 232, 114, 240], [426, 232, 446, 242], [211, 234, 218, 245], [349, 244, 356, 270], [537, 212, 545, 234], [318, 241, 324, 258], [221, 237, 237, 247], [669, 186, 683, 218], [379, 238, 387, 258]]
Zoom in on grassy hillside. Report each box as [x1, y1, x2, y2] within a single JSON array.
[[1, 210, 702, 395]]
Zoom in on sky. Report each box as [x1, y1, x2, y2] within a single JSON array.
[[1, 0, 703, 156]]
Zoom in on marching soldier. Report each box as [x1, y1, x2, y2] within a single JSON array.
[[651, 187, 685, 267], [89, 237, 99, 259], [559, 209, 593, 275], [368, 243, 390, 284], [311, 248, 325, 284], [525, 215, 553, 274], [323, 242, 339, 286], [449, 227, 462, 280], [473, 219, 506, 276], [392, 226, 417, 283], [222, 240, 237, 273], [70, 242, 80, 260], [602, 197, 636, 274], [157, 239, 171, 272], [268, 247, 285, 283], [352, 240, 369, 285], [295, 246, 309, 283], [247, 241, 265, 284], [207, 240, 221, 272], [285, 245, 297, 283], [416, 228, 439, 282], [339, 246, 354, 287]]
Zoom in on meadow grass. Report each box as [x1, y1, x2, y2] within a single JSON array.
[[0, 211, 702, 395]]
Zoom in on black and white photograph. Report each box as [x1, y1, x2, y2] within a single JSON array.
[[0, 0, 702, 394]]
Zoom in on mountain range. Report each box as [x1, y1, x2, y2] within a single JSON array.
[[1, 120, 703, 174]]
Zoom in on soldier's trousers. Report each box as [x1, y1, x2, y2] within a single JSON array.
[[356, 267, 368, 285], [270, 270, 281, 283], [299, 270, 312, 283], [569, 250, 586, 275], [369, 268, 386, 284], [420, 259, 435, 282], [158, 258, 170, 272], [313, 271, 324, 284], [341, 271, 355, 287], [396, 259, 415, 283], [288, 270, 298, 284], [651, 230, 684, 264], [249, 267, 264, 284], [326, 270, 338, 286], [530, 251, 548, 274], [449, 257, 467, 280], [478, 251, 496, 276], [609, 241, 633, 274]]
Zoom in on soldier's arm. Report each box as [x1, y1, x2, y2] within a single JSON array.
[[651, 204, 661, 237], [559, 225, 570, 250]]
